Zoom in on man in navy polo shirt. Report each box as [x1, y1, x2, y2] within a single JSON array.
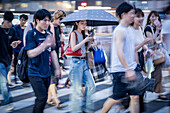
[[25, 9, 61, 113]]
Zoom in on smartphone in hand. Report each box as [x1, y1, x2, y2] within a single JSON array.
[[154, 20, 160, 26], [89, 29, 94, 37], [11, 40, 21, 48], [12, 40, 20, 45]]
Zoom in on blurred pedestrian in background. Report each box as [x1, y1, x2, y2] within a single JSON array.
[[23, 15, 36, 46], [162, 6, 170, 56], [13, 14, 28, 86], [46, 10, 67, 109]]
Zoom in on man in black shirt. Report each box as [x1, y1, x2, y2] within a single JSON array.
[[0, 11, 18, 111]]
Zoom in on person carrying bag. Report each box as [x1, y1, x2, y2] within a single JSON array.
[[68, 20, 96, 113]]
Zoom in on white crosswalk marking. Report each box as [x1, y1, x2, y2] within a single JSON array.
[[0, 75, 169, 113]]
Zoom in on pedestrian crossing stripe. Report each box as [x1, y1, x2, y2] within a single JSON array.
[[0, 80, 169, 113]]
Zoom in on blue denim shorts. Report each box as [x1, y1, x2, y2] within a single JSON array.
[[111, 65, 155, 100]]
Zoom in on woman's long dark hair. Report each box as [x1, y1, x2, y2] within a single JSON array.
[[72, 21, 87, 46], [145, 11, 161, 27], [72, 21, 86, 39]]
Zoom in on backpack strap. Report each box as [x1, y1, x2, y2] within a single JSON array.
[[30, 30, 38, 46], [30, 23, 34, 29]]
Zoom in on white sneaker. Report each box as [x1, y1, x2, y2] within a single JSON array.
[[5, 104, 14, 111]]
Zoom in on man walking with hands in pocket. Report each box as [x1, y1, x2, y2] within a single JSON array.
[[25, 9, 61, 113]]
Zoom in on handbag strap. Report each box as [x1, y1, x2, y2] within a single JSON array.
[[64, 31, 78, 52], [68, 31, 78, 46]]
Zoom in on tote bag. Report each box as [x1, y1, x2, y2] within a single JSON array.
[[93, 47, 106, 63]]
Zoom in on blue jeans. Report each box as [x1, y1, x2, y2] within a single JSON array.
[[28, 76, 50, 113], [0, 62, 12, 105], [69, 58, 96, 113]]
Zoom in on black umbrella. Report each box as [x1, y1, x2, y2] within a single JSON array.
[[60, 10, 118, 26]]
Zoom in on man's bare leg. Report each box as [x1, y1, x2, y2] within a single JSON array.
[[101, 98, 121, 113], [130, 95, 139, 113]]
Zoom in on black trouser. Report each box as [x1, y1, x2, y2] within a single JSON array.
[[13, 52, 19, 81], [29, 76, 50, 113]]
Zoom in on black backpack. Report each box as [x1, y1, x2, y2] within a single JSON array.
[[16, 47, 29, 83], [16, 30, 36, 83]]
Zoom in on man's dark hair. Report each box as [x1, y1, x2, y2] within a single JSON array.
[[116, 2, 134, 19], [3, 11, 14, 22], [34, 9, 51, 25], [20, 14, 28, 20]]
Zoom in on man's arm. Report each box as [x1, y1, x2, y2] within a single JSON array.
[[115, 30, 136, 81], [51, 50, 61, 78], [27, 34, 55, 58], [115, 30, 130, 70], [27, 42, 46, 58]]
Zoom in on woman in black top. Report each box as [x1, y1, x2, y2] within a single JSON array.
[[144, 11, 167, 100]]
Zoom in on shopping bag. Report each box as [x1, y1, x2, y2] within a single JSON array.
[[91, 63, 106, 82], [86, 51, 95, 69], [93, 48, 106, 63], [153, 48, 165, 65]]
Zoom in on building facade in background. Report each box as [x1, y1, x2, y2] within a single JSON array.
[[0, 0, 169, 12]]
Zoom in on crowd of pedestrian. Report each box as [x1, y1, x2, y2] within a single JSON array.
[[0, 2, 169, 113]]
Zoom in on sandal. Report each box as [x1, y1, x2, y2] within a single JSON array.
[[47, 100, 55, 106], [65, 78, 71, 88], [56, 102, 67, 109]]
